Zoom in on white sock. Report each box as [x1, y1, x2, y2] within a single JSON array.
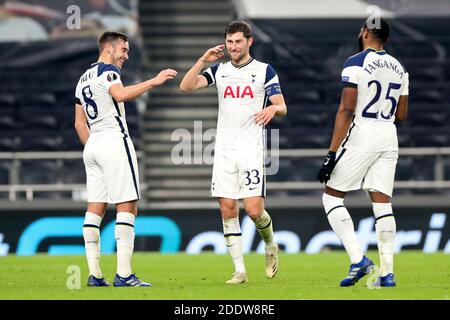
[[322, 193, 364, 264], [115, 212, 136, 278], [83, 212, 103, 278], [373, 202, 396, 276], [253, 210, 275, 249], [223, 217, 246, 273]]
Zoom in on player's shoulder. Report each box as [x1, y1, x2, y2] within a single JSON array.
[[204, 62, 224, 79], [240, 59, 276, 74], [96, 62, 121, 76], [243, 58, 272, 70], [249, 58, 265, 66], [385, 52, 408, 74], [206, 61, 228, 74], [219, 61, 232, 69], [343, 49, 373, 69]]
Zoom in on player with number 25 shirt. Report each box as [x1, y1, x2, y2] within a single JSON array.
[[317, 18, 409, 287]]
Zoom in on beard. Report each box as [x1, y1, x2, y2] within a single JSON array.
[[229, 50, 246, 63], [358, 35, 364, 52]]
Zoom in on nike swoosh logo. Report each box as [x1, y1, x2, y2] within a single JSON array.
[[249, 187, 257, 190]]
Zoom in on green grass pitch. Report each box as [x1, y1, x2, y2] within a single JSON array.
[[0, 251, 448, 300]]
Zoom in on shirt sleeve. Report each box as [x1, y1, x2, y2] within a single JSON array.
[[341, 65, 359, 88], [264, 64, 282, 97], [74, 85, 82, 105], [202, 64, 219, 86], [102, 70, 122, 91], [400, 72, 409, 96]]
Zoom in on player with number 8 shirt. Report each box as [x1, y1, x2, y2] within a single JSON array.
[[74, 31, 177, 287]]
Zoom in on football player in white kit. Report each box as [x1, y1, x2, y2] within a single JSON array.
[[74, 31, 177, 287], [317, 19, 409, 287], [180, 21, 287, 284]]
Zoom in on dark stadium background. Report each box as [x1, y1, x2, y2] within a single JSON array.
[[0, 0, 449, 256]]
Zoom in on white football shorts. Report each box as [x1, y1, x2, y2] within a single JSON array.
[[211, 149, 266, 199], [83, 136, 140, 204], [326, 148, 398, 197]]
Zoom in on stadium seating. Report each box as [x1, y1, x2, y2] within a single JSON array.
[[395, 156, 414, 181], [0, 38, 142, 153], [0, 161, 11, 185], [0, 134, 20, 152], [60, 160, 85, 184], [445, 157, 450, 181], [0, 18, 448, 201], [18, 130, 62, 151], [411, 156, 436, 181], [20, 160, 59, 185], [252, 18, 450, 152], [0, 38, 143, 195]]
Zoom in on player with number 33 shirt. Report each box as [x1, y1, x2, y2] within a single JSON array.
[[180, 21, 287, 284]]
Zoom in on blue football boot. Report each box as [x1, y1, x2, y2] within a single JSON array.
[[380, 273, 396, 287], [87, 275, 110, 287], [113, 273, 152, 287], [340, 256, 375, 287]]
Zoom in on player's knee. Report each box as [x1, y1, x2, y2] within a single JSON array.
[[220, 208, 237, 219], [369, 191, 391, 203], [116, 200, 138, 215], [86, 203, 107, 217], [219, 203, 238, 219], [245, 206, 263, 220]]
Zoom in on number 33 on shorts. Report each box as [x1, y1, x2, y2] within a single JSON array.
[[210, 150, 266, 199], [244, 169, 261, 190]]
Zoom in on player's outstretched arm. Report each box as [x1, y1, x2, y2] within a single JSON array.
[[109, 69, 177, 102], [74, 104, 89, 145], [180, 45, 225, 93], [254, 94, 287, 126], [394, 95, 408, 124]]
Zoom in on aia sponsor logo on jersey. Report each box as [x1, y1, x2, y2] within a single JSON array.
[[223, 85, 254, 99]]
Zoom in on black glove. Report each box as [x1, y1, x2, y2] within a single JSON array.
[[317, 151, 337, 183]]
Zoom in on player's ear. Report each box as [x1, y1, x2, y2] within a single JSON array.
[[363, 27, 370, 40], [248, 36, 254, 47], [106, 43, 113, 55]]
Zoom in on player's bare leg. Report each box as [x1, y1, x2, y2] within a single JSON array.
[[369, 191, 396, 286], [113, 200, 150, 287], [84, 202, 108, 286], [244, 196, 279, 279], [219, 198, 247, 284]]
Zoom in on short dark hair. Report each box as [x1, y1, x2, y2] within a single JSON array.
[[225, 20, 252, 38], [98, 31, 129, 53], [363, 17, 390, 43]]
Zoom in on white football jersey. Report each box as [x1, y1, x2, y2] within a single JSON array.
[[203, 58, 282, 150], [75, 62, 129, 141], [340, 48, 409, 152]]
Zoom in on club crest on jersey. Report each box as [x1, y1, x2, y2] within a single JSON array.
[[223, 85, 254, 98]]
